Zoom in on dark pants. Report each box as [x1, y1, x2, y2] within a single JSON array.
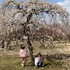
[[37, 61, 43, 67]]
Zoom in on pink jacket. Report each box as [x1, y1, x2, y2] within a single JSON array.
[[19, 49, 27, 57]]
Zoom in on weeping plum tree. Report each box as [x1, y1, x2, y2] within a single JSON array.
[[0, 0, 69, 63]]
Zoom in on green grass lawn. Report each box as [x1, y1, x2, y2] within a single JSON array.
[[0, 55, 65, 70], [0, 42, 70, 70]]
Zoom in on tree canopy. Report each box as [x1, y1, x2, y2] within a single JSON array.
[[0, 0, 69, 40]]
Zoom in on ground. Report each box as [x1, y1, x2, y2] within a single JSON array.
[[0, 41, 70, 70]]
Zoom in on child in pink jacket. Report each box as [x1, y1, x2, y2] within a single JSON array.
[[19, 45, 27, 67]]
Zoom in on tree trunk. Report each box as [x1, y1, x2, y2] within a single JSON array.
[[27, 36, 34, 64]]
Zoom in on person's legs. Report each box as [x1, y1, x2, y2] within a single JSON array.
[[37, 61, 43, 67], [22, 57, 27, 67]]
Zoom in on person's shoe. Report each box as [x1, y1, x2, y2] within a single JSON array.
[[21, 63, 23, 66], [21, 63, 25, 67]]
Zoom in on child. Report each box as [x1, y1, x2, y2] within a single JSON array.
[[35, 53, 44, 67], [19, 44, 27, 67]]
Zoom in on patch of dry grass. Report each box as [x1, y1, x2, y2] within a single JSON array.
[[0, 42, 70, 70], [0, 55, 70, 70]]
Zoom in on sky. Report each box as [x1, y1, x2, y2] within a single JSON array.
[[46, 0, 70, 13], [45, 0, 64, 3], [0, 0, 70, 13], [0, 0, 3, 2], [56, 0, 70, 13]]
